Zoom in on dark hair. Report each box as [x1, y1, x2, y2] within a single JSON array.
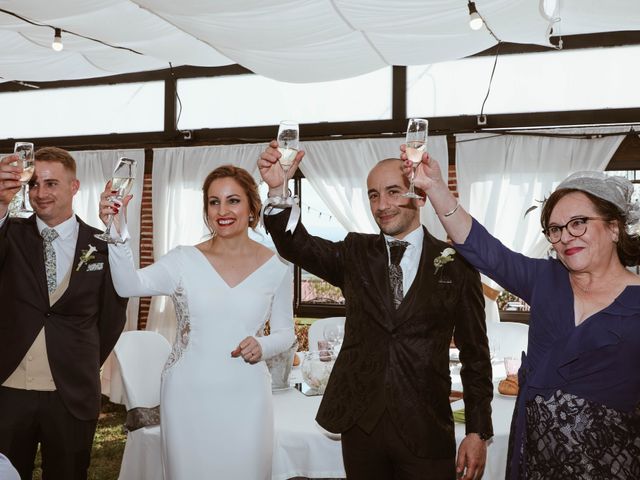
[[201, 165, 261, 234], [541, 188, 640, 266], [34, 147, 77, 176]]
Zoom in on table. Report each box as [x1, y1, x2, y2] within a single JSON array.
[[272, 383, 516, 480]]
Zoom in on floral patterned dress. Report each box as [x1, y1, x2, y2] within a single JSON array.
[[455, 220, 640, 479]]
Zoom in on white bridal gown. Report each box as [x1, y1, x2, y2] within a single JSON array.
[[108, 244, 295, 480]]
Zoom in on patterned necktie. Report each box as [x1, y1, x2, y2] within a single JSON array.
[[388, 240, 409, 309], [42, 227, 59, 294]]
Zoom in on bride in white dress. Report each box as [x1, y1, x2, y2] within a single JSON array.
[[100, 165, 295, 480]]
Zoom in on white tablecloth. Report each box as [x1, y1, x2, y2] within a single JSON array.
[[272, 382, 515, 480]]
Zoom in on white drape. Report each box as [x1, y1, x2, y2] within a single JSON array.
[[455, 127, 628, 289], [301, 136, 449, 239], [149, 144, 265, 340], [72, 148, 145, 403], [72, 148, 145, 331]]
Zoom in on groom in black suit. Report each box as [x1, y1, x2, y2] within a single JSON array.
[[0, 148, 127, 480], [259, 142, 493, 480]]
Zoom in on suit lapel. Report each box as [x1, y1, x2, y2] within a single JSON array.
[[24, 216, 49, 301]]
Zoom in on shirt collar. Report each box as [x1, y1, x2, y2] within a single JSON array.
[[384, 225, 424, 250], [36, 214, 78, 241]]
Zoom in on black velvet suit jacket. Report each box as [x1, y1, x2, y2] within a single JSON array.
[[265, 210, 493, 458], [0, 215, 127, 421]]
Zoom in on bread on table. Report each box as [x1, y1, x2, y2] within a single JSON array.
[[498, 374, 519, 396]]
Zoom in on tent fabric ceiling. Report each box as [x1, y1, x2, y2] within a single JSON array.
[[0, 0, 639, 84]]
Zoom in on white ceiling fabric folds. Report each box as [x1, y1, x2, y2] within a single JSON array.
[[0, 0, 638, 83]]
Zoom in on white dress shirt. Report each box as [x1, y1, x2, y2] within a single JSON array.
[[384, 226, 424, 295]]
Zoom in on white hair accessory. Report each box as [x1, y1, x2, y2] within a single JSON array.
[[556, 171, 640, 236]]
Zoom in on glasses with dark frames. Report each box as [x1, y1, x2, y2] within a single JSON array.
[[543, 216, 605, 244]]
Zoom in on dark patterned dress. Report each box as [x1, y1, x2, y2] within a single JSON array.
[[455, 219, 640, 479]]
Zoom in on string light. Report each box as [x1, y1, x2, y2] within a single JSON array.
[[52, 28, 63, 51], [468, 2, 483, 30]]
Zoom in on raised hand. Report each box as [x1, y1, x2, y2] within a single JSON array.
[[257, 140, 304, 194], [0, 154, 22, 215], [98, 180, 132, 233], [399, 145, 445, 193]]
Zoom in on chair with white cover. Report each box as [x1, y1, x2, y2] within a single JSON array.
[[485, 321, 529, 360], [114, 330, 171, 480], [307, 316, 346, 352]]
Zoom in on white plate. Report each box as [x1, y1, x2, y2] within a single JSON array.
[[272, 386, 293, 393], [496, 391, 517, 399]]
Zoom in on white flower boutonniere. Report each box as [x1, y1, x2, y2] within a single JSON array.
[[434, 247, 456, 275], [76, 244, 97, 271]]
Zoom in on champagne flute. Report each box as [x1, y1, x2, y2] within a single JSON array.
[[323, 324, 345, 354], [403, 118, 428, 199], [277, 121, 299, 200], [95, 157, 136, 243], [13, 142, 35, 213]]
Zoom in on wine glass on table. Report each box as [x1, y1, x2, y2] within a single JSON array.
[[276, 120, 299, 203], [324, 324, 345, 355], [12, 142, 35, 214], [403, 118, 428, 199], [95, 157, 136, 243]]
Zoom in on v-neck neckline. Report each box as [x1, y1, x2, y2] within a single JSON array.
[[192, 246, 276, 289]]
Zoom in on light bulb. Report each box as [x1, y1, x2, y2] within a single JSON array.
[[468, 2, 484, 30], [52, 28, 63, 52]]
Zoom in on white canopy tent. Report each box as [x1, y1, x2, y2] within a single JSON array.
[[0, 0, 639, 83]]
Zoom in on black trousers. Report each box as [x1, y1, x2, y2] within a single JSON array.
[[341, 410, 456, 480], [0, 386, 97, 480]]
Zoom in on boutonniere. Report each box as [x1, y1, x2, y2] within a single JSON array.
[[76, 244, 97, 271], [434, 247, 456, 275]]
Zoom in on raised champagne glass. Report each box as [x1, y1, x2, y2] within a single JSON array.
[[13, 142, 35, 214], [403, 118, 428, 199], [277, 121, 299, 201], [95, 157, 136, 243]]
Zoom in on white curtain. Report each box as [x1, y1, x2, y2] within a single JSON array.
[[72, 148, 145, 331], [301, 136, 449, 239], [455, 127, 628, 288], [149, 144, 265, 340], [71, 148, 145, 403]]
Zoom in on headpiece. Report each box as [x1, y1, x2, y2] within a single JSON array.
[[555, 171, 640, 236]]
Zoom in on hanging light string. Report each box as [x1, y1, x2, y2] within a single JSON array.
[[301, 201, 334, 222], [0, 8, 143, 55], [466, 2, 501, 43]]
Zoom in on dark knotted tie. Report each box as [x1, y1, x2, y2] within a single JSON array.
[[388, 240, 409, 309], [42, 227, 59, 294]]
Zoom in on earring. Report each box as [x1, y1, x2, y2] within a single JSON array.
[[249, 214, 255, 223]]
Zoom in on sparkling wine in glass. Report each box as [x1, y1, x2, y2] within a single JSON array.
[[277, 121, 299, 200], [403, 118, 428, 199], [95, 157, 136, 244], [13, 142, 35, 214]]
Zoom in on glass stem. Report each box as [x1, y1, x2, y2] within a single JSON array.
[[104, 214, 114, 236], [20, 184, 27, 209], [409, 165, 417, 195], [282, 169, 289, 198]]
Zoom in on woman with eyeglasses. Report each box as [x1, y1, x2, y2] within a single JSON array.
[[401, 148, 640, 480]]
